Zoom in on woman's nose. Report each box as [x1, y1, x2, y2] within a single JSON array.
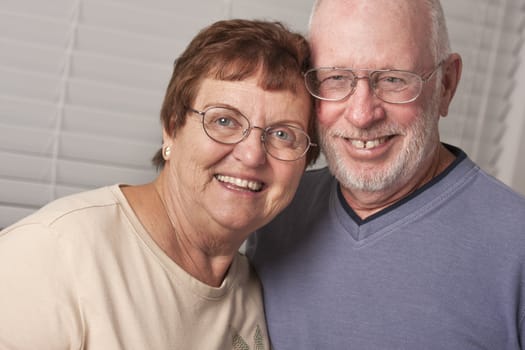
[[231, 127, 267, 167]]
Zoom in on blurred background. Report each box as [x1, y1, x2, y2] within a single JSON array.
[[1, 0, 524, 229]]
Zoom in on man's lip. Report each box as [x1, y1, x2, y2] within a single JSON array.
[[344, 136, 392, 150]]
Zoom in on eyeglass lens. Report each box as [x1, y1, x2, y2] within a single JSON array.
[[199, 107, 311, 161], [305, 68, 425, 103]]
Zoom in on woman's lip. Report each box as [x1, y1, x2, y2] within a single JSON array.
[[214, 174, 264, 192]]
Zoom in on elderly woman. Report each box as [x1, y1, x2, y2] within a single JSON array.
[[0, 19, 318, 349]]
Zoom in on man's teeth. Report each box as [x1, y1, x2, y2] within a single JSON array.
[[215, 175, 263, 191], [350, 137, 387, 149]]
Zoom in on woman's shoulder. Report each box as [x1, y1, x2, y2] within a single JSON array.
[[2, 185, 120, 235]]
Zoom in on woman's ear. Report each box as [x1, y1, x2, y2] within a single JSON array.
[[162, 128, 171, 143], [161, 128, 173, 160], [439, 53, 463, 117]]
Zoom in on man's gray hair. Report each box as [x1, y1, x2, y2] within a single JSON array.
[[308, 0, 451, 63]]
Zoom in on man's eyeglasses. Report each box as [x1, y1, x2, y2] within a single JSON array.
[[304, 62, 443, 104], [188, 106, 316, 161]]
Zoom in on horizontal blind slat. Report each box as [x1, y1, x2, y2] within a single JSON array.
[[1, 0, 522, 227]]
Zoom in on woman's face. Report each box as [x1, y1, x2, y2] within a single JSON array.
[[162, 76, 311, 237]]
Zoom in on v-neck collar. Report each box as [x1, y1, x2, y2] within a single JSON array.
[[332, 145, 473, 243]]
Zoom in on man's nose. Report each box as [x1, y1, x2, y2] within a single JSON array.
[[343, 77, 384, 128]]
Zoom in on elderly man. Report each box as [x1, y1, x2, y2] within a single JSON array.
[[247, 0, 525, 349]]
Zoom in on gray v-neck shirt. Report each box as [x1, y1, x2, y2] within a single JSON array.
[[247, 145, 525, 350]]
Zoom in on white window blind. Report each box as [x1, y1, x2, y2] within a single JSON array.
[[0, 0, 523, 229], [439, 0, 525, 177], [0, 0, 314, 229]]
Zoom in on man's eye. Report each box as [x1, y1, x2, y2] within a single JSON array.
[[322, 74, 351, 83], [376, 75, 409, 91], [381, 76, 406, 84], [327, 74, 346, 81]]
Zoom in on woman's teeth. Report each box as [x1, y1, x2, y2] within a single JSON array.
[[215, 175, 263, 192]]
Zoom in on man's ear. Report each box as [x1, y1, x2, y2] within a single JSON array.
[[439, 53, 463, 117]]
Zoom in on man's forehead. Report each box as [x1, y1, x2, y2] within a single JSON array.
[[309, 0, 433, 66]]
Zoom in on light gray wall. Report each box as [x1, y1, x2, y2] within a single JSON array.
[[498, 41, 525, 196]]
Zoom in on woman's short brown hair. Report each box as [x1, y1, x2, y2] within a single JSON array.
[[152, 19, 319, 168]]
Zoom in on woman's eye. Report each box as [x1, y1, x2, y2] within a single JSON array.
[[215, 117, 235, 127], [209, 115, 241, 129], [267, 126, 298, 145], [273, 129, 292, 141]]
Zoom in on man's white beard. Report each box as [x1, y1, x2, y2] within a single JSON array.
[[319, 92, 441, 193]]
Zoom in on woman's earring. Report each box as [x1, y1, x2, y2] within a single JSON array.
[[163, 146, 171, 159]]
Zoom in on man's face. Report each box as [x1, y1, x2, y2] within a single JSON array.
[[309, 0, 443, 195]]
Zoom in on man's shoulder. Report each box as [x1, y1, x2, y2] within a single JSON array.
[[437, 151, 525, 211], [297, 166, 334, 195], [466, 165, 525, 209], [442, 161, 525, 237], [264, 167, 334, 228]]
